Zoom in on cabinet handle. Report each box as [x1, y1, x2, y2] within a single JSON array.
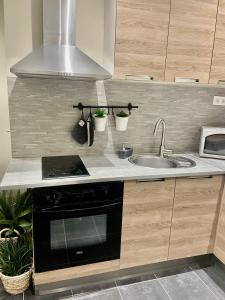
[[217, 80, 225, 85], [175, 77, 199, 83], [125, 75, 154, 81], [185, 175, 213, 180], [136, 178, 165, 183]]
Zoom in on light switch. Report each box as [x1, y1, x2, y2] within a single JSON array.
[[213, 96, 225, 106]]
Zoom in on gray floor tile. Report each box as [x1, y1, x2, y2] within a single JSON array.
[[24, 288, 72, 300], [0, 293, 23, 300], [0, 283, 23, 300], [194, 266, 225, 300], [73, 287, 121, 299], [158, 270, 218, 300], [118, 280, 170, 300]]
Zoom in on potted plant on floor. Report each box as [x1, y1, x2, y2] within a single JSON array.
[[0, 190, 32, 241], [115, 111, 129, 131], [94, 108, 108, 132], [0, 237, 33, 295]]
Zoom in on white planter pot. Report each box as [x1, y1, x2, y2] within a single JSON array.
[[94, 115, 107, 132], [1, 269, 31, 295], [115, 116, 129, 131]]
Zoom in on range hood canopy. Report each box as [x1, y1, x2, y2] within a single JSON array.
[[10, 0, 111, 81]]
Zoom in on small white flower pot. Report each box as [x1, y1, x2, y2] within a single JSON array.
[[94, 115, 107, 132], [115, 116, 129, 131]]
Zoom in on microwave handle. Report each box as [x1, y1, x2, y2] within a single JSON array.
[[35, 202, 121, 215]]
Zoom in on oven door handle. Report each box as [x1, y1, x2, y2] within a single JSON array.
[[35, 202, 122, 215]]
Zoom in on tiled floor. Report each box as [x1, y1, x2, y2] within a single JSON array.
[[1, 262, 225, 299]]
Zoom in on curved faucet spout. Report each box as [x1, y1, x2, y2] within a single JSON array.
[[153, 119, 172, 157]]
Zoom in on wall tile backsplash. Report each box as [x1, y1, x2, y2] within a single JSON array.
[[8, 78, 225, 158]]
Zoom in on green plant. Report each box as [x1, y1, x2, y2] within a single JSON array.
[[0, 237, 32, 276], [0, 190, 32, 237], [116, 110, 129, 117], [95, 108, 107, 118]]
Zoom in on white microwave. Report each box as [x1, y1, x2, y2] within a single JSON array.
[[199, 126, 225, 159]]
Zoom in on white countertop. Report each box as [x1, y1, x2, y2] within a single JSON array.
[[1, 153, 225, 190]]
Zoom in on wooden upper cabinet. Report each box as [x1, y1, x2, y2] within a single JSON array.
[[165, 0, 218, 83], [169, 176, 223, 260], [210, 0, 225, 83], [114, 0, 171, 80], [120, 179, 175, 269]]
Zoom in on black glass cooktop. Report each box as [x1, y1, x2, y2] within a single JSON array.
[[42, 155, 90, 180]]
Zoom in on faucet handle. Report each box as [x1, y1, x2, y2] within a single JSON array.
[[163, 149, 173, 157]]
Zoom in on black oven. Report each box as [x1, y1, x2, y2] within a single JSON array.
[[32, 182, 123, 273]]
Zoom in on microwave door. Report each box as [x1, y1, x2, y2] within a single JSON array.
[[204, 134, 225, 156]]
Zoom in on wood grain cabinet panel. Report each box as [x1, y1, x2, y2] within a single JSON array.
[[214, 178, 225, 263], [34, 260, 120, 285], [165, 0, 218, 83], [210, 0, 225, 83], [114, 0, 171, 80], [120, 179, 175, 269], [169, 176, 223, 260]]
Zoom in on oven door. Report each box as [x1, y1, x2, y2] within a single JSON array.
[[33, 202, 122, 272]]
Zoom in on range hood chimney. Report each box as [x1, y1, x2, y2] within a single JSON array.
[[10, 0, 111, 81]]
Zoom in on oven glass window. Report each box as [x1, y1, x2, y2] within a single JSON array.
[[204, 134, 225, 155], [50, 215, 107, 251]]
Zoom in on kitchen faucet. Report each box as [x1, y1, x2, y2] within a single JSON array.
[[153, 119, 173, 157]]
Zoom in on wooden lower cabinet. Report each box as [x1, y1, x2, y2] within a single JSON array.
[[120, 179, 175, 269], [214, 179, 225, 263], [168, 176, 223, 260], [35, 176, 225, 286]]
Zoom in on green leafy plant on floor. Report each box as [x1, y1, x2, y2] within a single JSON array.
[[95, 108, 107, 118], [0, 190, 32, 237], [0, 237, 32, 276]]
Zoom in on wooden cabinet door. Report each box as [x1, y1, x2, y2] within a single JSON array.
[[165, 0, 218, 83], [210, 0, 225, 83], [214, 178, 225, 263], [169, 176, 223, 260], [120, 179, 175, 269], [114, 0, 170, 81]]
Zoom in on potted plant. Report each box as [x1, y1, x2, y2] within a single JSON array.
[[0, 190, 32, 240], [94, 108, 108, 132], [115, 111, 129, 131], [0, 237, 32, 295]]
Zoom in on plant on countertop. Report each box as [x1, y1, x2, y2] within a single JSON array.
[[94, 108, 107, 118], [115, 110, 129, 131], [0, 190, 32, 238], [94, 108, 108, 132], [0, 236, 33, 295]]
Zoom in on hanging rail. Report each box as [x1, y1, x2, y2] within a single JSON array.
[[73, 102, 138, 115]]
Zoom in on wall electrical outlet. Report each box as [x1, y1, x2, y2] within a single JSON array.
[[213, 96, 225, 106]]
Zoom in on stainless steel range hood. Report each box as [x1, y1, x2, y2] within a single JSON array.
[[10, 0, 111, 81]]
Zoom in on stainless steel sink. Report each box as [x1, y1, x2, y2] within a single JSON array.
[[128, 155, 196, 169]]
